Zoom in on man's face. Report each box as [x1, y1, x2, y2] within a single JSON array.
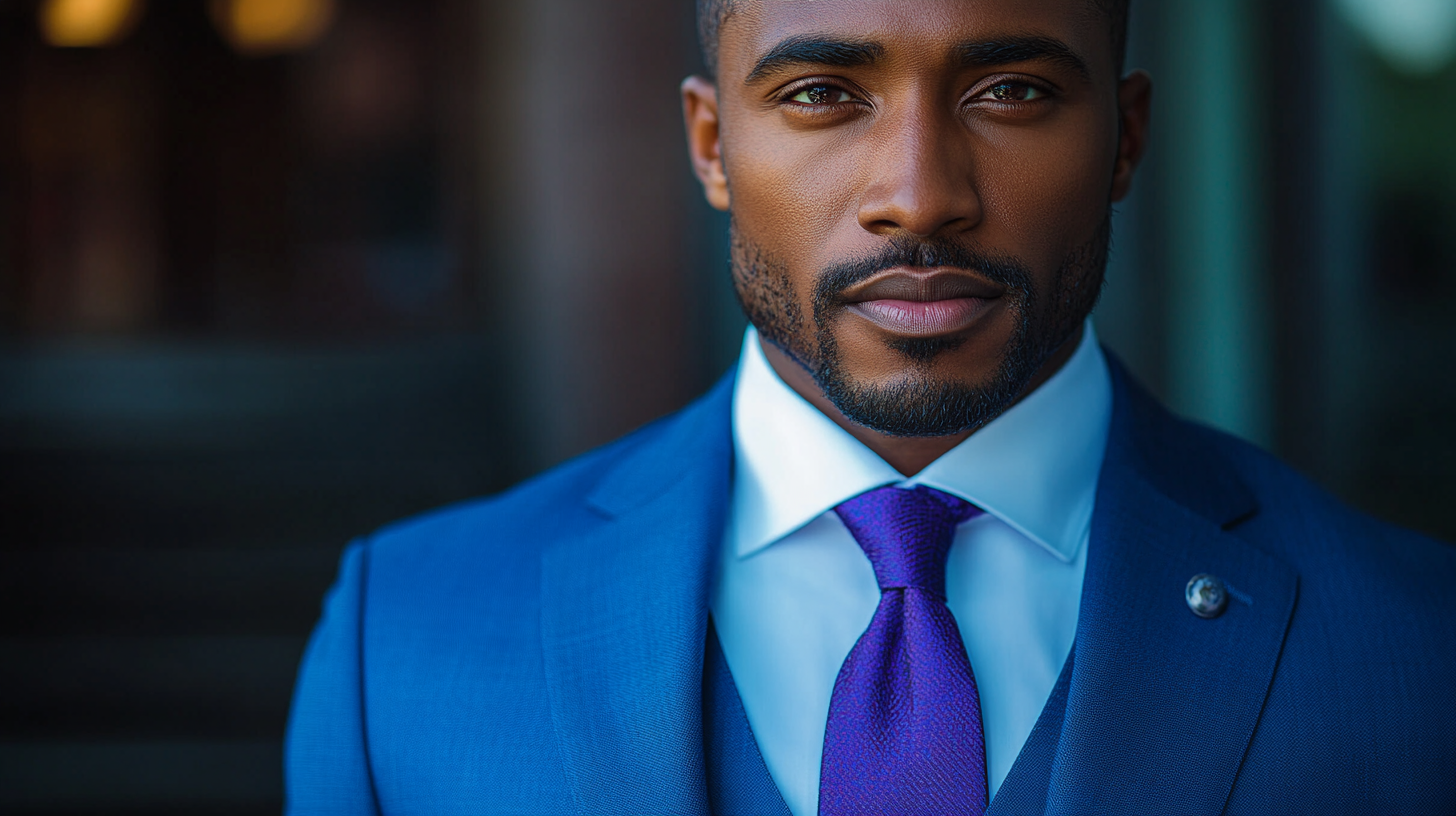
[[686, 0, 1148, 438]]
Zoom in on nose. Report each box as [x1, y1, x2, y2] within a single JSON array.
[[856, 110, 982, 239]]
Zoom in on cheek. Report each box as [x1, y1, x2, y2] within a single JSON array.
[[724, 125, 868, 269], [972, 110, 1118, 256]]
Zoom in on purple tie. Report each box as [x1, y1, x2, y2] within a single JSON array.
[[819, 485, 988, 816]]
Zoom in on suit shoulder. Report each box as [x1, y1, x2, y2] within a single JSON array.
[[361, 407, 688, 563], [1181, 418, 1456, 582]]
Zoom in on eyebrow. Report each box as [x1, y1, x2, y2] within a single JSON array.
[[745, 35, 885, 83], [744, 33, 1092, 85], [956, 36, 1091, 81]]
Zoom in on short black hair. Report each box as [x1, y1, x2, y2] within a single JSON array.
[[696, 0, 1130, 79]]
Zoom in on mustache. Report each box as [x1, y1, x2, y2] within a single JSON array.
[[812, 236, 1034, 305]]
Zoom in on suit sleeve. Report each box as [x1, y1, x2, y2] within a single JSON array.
[[284, 540, 382, 815]]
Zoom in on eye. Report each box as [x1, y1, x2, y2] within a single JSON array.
[[789, 84, 853, 105], [983, 81, 1047, 102]]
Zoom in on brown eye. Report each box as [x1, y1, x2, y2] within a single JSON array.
[[987, 82, 1044, 102], [791, 84, 848, 105]]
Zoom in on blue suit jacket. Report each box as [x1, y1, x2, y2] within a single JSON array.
[[285, 361, 1456, 815]]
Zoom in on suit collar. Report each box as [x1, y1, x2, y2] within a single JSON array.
[[541, 372, 735, 815], [1044, 357, 1298, 814], [1101, 356, 1259, 530], [582, 373, 735, 520]]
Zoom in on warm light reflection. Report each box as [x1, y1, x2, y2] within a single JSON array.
[[209, 0, 337, 56], [39, 0, 144, 48]]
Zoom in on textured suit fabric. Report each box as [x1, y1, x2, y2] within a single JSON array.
[[704, 621, 793, 816], [285, 358, 1456, 815]]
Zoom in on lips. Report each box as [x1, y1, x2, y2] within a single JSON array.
[[840, 267, 1004, 337]]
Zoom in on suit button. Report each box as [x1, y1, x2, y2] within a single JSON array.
[[1186, 574, 1229, 619]]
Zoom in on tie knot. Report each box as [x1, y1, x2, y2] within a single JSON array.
[[834, 485, 980, 597]]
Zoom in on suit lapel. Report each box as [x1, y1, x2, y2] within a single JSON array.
[[540, 374, 735, 816], [1046, 361, 1299, 814]]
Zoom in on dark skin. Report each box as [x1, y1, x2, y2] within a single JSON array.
[[683, 0, 1151, 475]]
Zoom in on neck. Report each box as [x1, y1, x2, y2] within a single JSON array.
[[760, 325, 1085, 477]]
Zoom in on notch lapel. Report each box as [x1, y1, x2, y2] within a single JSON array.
[[1045, 362, 1298, 814], [539, 375, 735, 815]]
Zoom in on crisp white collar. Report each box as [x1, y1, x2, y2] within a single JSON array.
[[727, 320, 1112, 563]]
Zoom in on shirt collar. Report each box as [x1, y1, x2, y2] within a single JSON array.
[[727, 321, 1112, 564]]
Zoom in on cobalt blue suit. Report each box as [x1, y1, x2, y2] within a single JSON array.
[[285, 360, 1456, 815]]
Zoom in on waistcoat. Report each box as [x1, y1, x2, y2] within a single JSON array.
[[702, 621, 1076, 816]]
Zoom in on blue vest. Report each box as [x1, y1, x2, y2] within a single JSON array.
[[702, 621, 1075, 816]]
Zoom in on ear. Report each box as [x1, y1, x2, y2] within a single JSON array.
[[682, 75, 730, 211], [1111, 69, 1152, 203]]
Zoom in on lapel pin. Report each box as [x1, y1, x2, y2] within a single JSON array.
[[1186, 574, 1229, 619]]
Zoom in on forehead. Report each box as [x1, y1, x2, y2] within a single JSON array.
[[721, 0, 1112, 75]]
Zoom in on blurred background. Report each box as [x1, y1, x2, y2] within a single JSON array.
[[0, 0, 1451, 812]]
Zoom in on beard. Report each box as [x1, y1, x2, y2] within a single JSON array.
[[730, 214, 1111, 437]]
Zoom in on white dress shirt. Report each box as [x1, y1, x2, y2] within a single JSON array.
[[712, 321, 1112, 816]]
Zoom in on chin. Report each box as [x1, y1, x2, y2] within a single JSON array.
[[816, 358, 1025, 439], [854, 328, 1010, 380]]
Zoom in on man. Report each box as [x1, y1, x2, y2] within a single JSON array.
[[285, 0, 1456, 813]]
